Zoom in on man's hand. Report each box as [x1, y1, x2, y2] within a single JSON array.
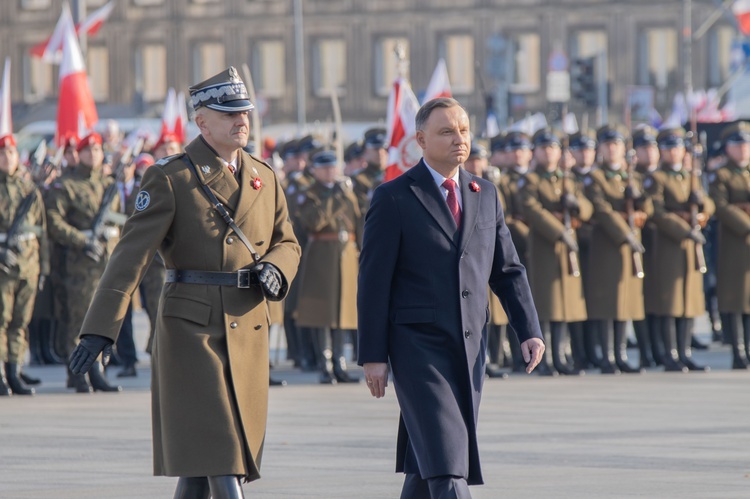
[[521, 338, 545, 374], [687, 227, 706, 245], [363, 362, 388, 398], [69, 335, 114, 374], [0, 248, 18, 274], [83, 238, 105, 262], [250, 262, 283, 299]]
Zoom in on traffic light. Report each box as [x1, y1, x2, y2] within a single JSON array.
[[570, 57, 596, 107]]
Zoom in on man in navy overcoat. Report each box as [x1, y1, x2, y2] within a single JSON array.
[[357, 98, 544, 499]]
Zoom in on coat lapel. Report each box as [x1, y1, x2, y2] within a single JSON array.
[[408, 160, 459, 247], [233, 153, 263, 228], [185, 137, 239, 210], [458, 168, 480, 255]]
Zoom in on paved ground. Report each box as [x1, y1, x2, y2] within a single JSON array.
[[1, 314, 749, 498]]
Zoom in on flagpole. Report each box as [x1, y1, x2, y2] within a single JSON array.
[[72, 0, 87, 55], [293, 0, 306, 132]]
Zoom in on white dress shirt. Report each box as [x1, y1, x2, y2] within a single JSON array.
[[423, 160, 463, 211]]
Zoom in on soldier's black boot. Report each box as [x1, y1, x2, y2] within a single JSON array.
[[723, 314, 750, 370], [633, 319, 655, 368], [332, 329, 359, 383], [676, 318, 709, 372], [173, 476, 210, 499], [487, 324, 501, 366], [207, 475, 244, 499], [743, 314, 750, 361], [0, 363, 12, 396], [66, 365, 92, 393], [647, 314, 664, 366], [598, 321, 621, 375], [20, 370, 41, 386], [660, 317, 688, 373], [313, 329, 336, 384], [507, 327, 527, 373], [5, 363, 34, 395], [535, 323, 558, 377], [87, 361, 122, 392], [613, 322, 643, 374], [551, 322, 583, 375], [568, 321, 591, 370], [583, 320, 602, 368]]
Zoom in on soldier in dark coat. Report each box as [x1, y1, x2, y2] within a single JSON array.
[[350, 127, 388, 216], [358, 98, 543, 499], [67, 68, 301, 498]]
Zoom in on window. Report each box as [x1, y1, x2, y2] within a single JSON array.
[[22, 52, 54, 102], [374, 36, 409, 97], [570, 30, 608, 80], [709, 26, 734, 86], [439, 34, 475, 95], [133, 0, 164, 5], [192, 42, 225, 84], [135, 44, 167, 102], [21, 0, 51, 9], [312, 39, 347, 97], [509, 33, 540, 93], [638, 28, 678, 89], [86, 46, 109, 102], [251, 40, 285, 98]]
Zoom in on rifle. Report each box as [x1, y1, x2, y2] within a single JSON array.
[[559, 135, 581, 277], [686, 129, 707, 274], [83, 138, 144, 261], [624, 138, 645, 279]]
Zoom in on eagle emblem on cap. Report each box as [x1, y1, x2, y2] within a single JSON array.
[[229, 66, 240, 81]]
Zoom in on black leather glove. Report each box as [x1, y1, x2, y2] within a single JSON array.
[[625, 233, 645, 254], [560, 231, 579, 253], [0, 248, 18, 274], [250, 262, 283, 299], [687, 227, 706, 245], [561, 193, 580, 213], [69, 334, 114, 374], [84, 238, 105, 262]]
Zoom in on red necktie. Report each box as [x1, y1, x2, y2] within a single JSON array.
[[442, 179, 461, 229], [227, 163, 237, 176]]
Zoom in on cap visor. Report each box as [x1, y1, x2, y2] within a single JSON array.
[[206, 99, 255, 112]]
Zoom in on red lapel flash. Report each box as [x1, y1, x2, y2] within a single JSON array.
[[469, 181, 480, 192], [252, 177, 263, 190]]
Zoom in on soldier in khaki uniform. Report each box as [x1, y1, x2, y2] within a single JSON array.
[[644, 128, 715, 372], [0, 133, 49, 395], [295, 150, 361, 384], [521, 129, 593, 375], [585, 125, 653, 374], [498, 132, 533, 269], [343, 141, 366, 177], [45, 132, 122, 393], [709, 123, 750, 369], [350, 127, 387, 216], [68, 68, 300, 497]]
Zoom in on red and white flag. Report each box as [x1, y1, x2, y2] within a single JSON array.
[[175, 91, 188, 144], [384, 77, 421, 182], [422, 58, 452, 104], [734, 0, 750, 35], [160, 88, 178, 138], [56, 20, 98, 146], [0, 58, 12, 139], [31, 1, 115, 62]]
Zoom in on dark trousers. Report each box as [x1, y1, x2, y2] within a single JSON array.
[[115, 305, 137, 367], [400, 474, 471, 499]]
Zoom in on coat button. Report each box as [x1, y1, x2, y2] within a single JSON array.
[[230, 322, 238, 329], [461, 290, 470, 298], [227, 237, 234, 244], [464, 330, 471, 338]]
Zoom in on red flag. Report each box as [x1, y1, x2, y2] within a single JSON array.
[[160, 88, 177, 138], [422, 58, 452, 104], [31, 1, 114, 61], [77, 1, 115, 37], [384, 77, 421, 182], [56, 20, 98, 146], [175, 91, 188, 144], [734, 0, 750, 35]]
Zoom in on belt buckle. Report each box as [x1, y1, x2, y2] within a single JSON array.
[[338, 230, 349, 243], [237, 269, 252, 289]]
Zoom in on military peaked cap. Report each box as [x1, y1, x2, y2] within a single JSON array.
[[189, 66, 254, 113]]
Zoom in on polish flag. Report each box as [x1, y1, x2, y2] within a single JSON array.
[[55, 20, 98, 146], [160, 88, 178, 138], [422, 58, 452, 104], [31, 1, 115, 62], [175, 91, 188, 144], [0, 58, 12, 139], [384, 77, 421, 181], [734, 0, 750, 35]]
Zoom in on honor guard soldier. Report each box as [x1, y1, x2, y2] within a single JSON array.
[[45, 132, 123, 393], [343, 141, 366, 177], [489, 132, 509, 171], [67, 67, 300, 497], [295, 150, 362, 384], [0, 132, 49, 395], [709, 123, 750, 369], [702, 140, 726, 343], [351, 127, 388, 216], [521, 128, 593, 375], [644, 127, 715, 372], [585, 125, 653, 374], [498, 131, 533, 268]]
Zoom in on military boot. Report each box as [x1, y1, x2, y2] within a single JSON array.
[[67, 365, 93, 393], [20, 370, 41, 386], [551, 322, 583, 375], [87, 361, 122, 392], [582, 320, 602, 368], [598, 321, 621, 375], [722, 314, 750, 370], [313, 329, 336, 384], [5, 363, 34, 395], [332, 329, 360, 383], [173, 476, 210, 499], [660, 317, 688, 373], [633, 319, 655, 368], [647, 314, 664, 366], [676, 318, 709, 372], [0, 363, 12, 396], [613, 321, 643, 373], [207, 475, 244, 499], [568, 321, 591, 371], [535, 324, 558, 377], [507, 329, 527, 373]]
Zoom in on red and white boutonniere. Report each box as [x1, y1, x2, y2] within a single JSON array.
[[469, 181, 481, 192], [252, 177, 263, 190]]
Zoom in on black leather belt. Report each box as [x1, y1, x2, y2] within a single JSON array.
[[165, 269, 254, 288]]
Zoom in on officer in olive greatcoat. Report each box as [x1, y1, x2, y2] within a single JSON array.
[[644, 127, 715, 372], [350, 128, 387, 216], [521, 129, 593, 376], [0, 133, 49, 395], [709, 123, 750, 369], [45, 132, 122, 393], [67, 67, 301, 497], [295, 150, 362, 384], [498, 132, 533, 269]]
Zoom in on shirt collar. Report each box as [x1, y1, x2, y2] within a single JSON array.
[[423, 159, 460, 188]]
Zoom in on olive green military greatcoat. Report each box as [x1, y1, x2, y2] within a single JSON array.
[[584, 168, 653, 321], [295, 179, 361, 329], [499, 170, 531, 267], [645, 169, 715, 318], [350, 164, 385, 216], [488, 179, 509, 325], [709, 161, 750, 314], [521, 168, 593, 322], [79, 137, 300, 481]]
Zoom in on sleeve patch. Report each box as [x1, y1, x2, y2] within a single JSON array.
[[135, 191, 151, 211]]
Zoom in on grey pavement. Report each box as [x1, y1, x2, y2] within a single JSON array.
[[1, 312, 749, 498]]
